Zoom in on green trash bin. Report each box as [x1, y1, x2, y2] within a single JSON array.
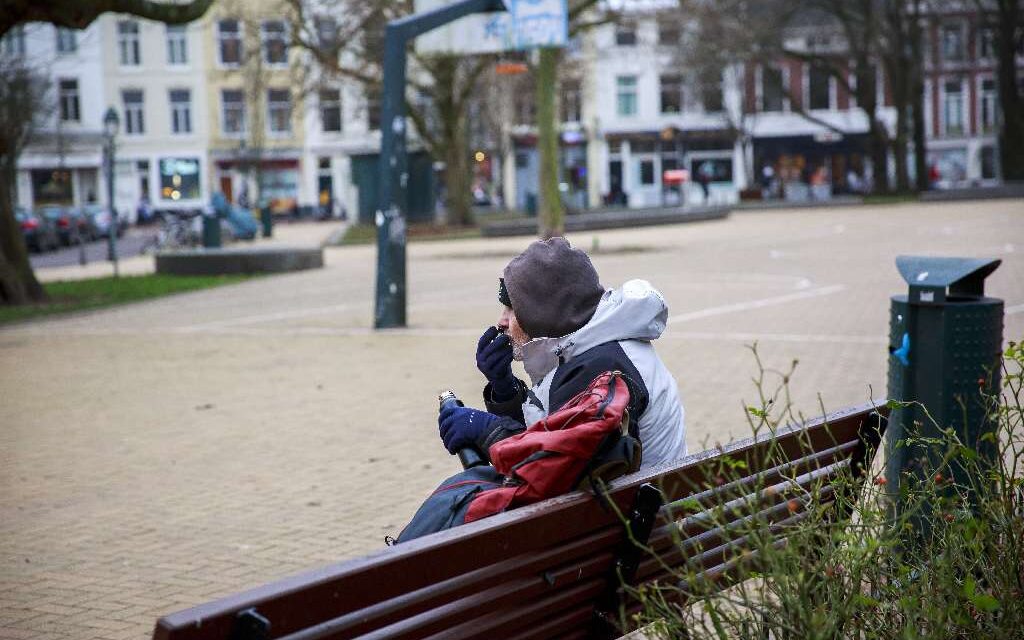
[[202, 209, 221, 248], [886, 255, 1004, 536]]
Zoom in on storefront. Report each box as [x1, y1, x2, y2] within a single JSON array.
[[511, 133, 589, 214], [215, 157, 300, 214], [605, 129, 735, 209], [158, 157, 201, 202], [753, 133, 871, 200]]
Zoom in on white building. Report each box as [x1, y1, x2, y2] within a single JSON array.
[[8, 23, 108, 212], [99, 14, 211, 222]]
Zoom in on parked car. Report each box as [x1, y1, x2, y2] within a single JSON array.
[[38, 205, 96, 245], [82, 205, 127, 239], [16, 207, 60, 252]]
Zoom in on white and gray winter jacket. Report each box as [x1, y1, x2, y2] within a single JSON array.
[[481, 279, 687, 468]]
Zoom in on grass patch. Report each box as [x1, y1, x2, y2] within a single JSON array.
[[0, 273, 255, 325]]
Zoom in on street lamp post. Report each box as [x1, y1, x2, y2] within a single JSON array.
[[103, 107, 120, 277]]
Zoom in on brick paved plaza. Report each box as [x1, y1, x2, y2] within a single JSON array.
[[1, 200, 1022, 639]]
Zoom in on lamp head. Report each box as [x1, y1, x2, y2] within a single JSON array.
[[103, 107, 120, 138]]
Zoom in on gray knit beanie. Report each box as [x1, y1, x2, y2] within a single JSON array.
[[501, 237, 604, 339]]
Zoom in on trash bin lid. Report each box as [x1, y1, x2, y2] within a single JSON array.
[[895, 255, 1001, 303]]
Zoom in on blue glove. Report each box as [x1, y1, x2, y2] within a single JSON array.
[[476, 326, 516, 400], [439, 404, 499, 454]]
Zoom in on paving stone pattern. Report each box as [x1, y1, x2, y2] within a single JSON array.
[[1, 201, 1022, 639]]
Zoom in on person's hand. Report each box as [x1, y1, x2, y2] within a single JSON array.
[[439, 405, 498, 454], [476, 326, 515, 399]]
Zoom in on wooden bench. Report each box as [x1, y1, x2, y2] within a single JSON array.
[[153, 402, 887, 640]]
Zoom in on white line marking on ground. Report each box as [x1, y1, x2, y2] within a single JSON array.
[[666, 285, 847, 324], [1006, 303, 1024, 315], [175, 303, 363, 332], [662, 331, 886, 345]]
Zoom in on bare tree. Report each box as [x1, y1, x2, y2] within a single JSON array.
[[0, 59, 51, 304], [534, 0, 611, 239], [974, 0, 1024, 180], [667, 0, 799, 196], [1, 0, 215, 306], [287, 0, 496, 226], [780, 1, 892, 194], [1, 0, 214, 38]]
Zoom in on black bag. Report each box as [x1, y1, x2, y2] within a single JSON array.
[[395, 465, 504, 543]]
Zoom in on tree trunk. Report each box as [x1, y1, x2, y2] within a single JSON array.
[[889, 63, 911, 194], [444, 121, 473, 226], [995, 1, 1024, 180], [536, 47, 564, 239], [912, 81, 928, 191], [0, 156, 46, 305]]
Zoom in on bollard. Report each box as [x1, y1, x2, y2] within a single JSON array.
[[261, 206, 273, 238], [886, 256, 1004, 538], [202, 207, 221, 248]]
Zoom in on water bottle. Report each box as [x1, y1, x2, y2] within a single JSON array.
[[438, 390, 487, 469]]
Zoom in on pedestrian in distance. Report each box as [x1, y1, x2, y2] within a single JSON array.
[[438, 237, 687, 469]]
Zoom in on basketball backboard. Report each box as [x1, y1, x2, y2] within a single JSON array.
[[415, 0, 567, 55]]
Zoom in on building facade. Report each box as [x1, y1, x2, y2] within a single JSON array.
[[101, 14, 211, 222], [8, 23, 108, 213], [8, 1, 1022, 221]]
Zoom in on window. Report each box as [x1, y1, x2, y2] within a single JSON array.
[[978, 27, 995, 60], [616, 76, 638, 116], [159, 157, 200, 201], [316, 17, 337, 51], [561, 79, 581, 123], [366, 86, 381, 130], [169, 89, 192, 134], [980, 146, 998, 180], [122, 90, 145, 134], [56, 28, 77, 54], [980, 78, 997, 134], [166, 25, 188, 65], [118, 21, 141, 65], [615, 22, 637, 46], [514, 89, 535, 126], [808, 66, 831, 110], [1, 26, 26, 56], [701, 73, 723, 112], [217, 19, 242, 66], [943, 79, 964, 136], [320, 88, 341, 132], [221, 89, 245, 134], [262, 20, 288, 66], [941, 23, 965, 62], [658, 20, 680, 46], [58, 79, 80, 122], [267, 88, 291, 134], [761, 66, 784, 112], [639, 159, 655, 185], [659, 74, 682, 114]]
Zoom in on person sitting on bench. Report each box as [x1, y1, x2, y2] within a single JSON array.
[[439, 237, 687, 468]]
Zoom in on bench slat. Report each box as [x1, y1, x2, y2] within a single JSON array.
[[273, 527, 624, 639]]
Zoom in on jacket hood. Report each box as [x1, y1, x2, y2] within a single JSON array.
[[520, 279, 669, 383]]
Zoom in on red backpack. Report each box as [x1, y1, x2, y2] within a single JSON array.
[[396, 371, 640, 543], [464, 370, 640, 522]]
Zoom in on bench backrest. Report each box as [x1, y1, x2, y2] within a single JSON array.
[[154, 402, 886, 640]]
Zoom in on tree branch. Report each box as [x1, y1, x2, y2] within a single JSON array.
[[2, 0, 215, 36]]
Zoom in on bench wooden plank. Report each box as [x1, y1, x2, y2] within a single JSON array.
[[154, 402, 886, 640]]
